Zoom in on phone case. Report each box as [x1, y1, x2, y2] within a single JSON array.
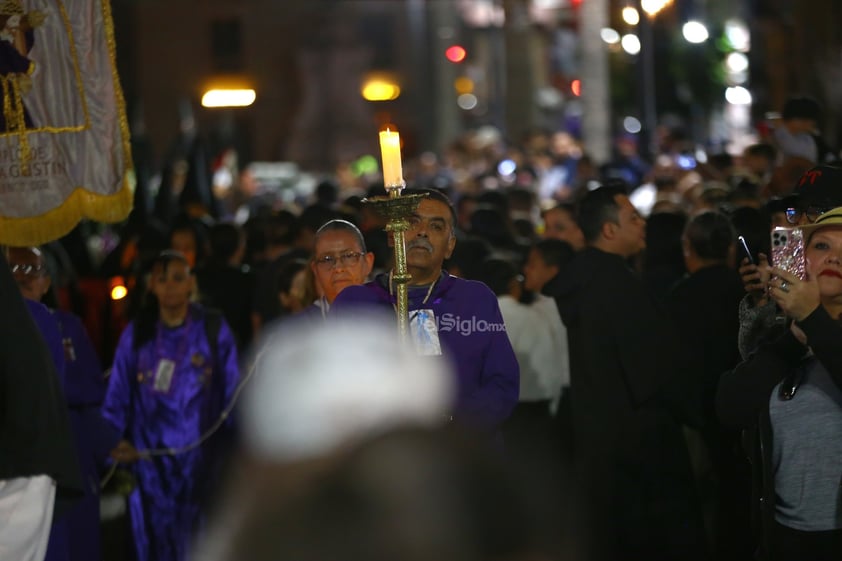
[[771, 227, 806, 280]]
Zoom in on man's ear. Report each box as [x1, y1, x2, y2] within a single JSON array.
[[601, 221, 616, 241], [363, 252, 375, 276], [444, 235, 456, 260], [40, 274, 52, 299], [682, 237, 692, 258], [279, 291, 292, 309]]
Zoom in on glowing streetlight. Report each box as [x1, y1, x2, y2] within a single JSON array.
[[726, 52, 749, 74], [621, 34, 641, 55], [362, 81, 401, 102], [725, 86, 752, 106], [682, 21, 709, 43], [640, 0, 672, 17], [725, 19, 750, 52], [201, 89, 256, 108], [622, 7, 640, 25], [200, 75, 257, 108], [361, 73, 402, 102], [600, 28, 621, 44]]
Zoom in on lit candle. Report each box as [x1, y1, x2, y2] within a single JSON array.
[[379, 129, 403, 188]]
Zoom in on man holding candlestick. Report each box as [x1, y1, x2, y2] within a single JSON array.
[[332, 188, 520, 435]]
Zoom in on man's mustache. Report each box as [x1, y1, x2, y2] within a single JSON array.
[[407, 239, 434, 252]]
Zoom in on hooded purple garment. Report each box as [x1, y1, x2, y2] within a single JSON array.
[[0, 254, 81, 561], [101, 304, 240, 561], [25, 299, 65, 385], [332, 271, 519, 432], [23, 302, 109, 561], [53, 308, 108, 561]]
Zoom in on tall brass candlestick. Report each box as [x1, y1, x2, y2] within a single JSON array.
[[364, 184, 427, 341], [366, 130, 426, 340]]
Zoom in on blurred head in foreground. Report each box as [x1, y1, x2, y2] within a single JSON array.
[[196, 314, 581, 561]]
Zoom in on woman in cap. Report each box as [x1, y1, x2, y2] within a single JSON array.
[[716, 207, 842, 560]]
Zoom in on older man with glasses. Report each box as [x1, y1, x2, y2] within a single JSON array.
[[331, 189, 519, 439]]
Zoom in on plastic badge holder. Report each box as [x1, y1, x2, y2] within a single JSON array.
[[771, 227, 806, 280]]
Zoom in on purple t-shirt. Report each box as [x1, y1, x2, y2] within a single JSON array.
[[332, 271, 520, 431]]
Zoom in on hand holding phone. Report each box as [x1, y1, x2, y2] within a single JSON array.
[[770, 227, 806, 280], [738, 235, 770, 304], [738, 235, 755, 265]]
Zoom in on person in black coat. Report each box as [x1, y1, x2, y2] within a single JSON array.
[[548, 185, 707, 561], [668, 211, 751, 560]]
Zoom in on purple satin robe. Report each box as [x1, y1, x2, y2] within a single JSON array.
[[102, 304, 240, 561], [26, 303, 109, 561], [25, 299, 65, 385], [54, 309, 108, 561]]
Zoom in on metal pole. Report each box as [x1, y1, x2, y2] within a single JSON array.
[[580, 0, 611, 164], [640, 6, 657, 159]]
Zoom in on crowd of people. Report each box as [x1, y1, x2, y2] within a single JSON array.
[[3, 95, 842, 561]]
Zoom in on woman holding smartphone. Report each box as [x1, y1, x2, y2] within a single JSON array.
[[716, 208, 842, 560]]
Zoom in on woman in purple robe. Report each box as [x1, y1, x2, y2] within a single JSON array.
[[10, 244, 103, 561], [102, 250, 241, 561], [54, 307, 110, 561]]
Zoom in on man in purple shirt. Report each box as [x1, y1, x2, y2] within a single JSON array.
[[332, 189, 519, 433]]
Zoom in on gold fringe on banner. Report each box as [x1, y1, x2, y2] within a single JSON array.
[[0, 0, 135, 247], [0, 172, 133, 247]]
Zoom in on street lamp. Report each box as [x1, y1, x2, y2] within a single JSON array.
[[200, 75, 257, 108], [638, 0, 672, 158]]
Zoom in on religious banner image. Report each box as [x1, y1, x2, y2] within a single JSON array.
[[0, 0, 133, 245]]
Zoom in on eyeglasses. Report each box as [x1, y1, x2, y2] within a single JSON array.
[[313, 251, 365, 271], [9, 263, 46, 276], [784, 206, 831, 225]]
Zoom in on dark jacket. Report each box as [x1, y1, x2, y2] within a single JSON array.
[[549, 247, 706, 561], [716, 306, 842, 558], [669, 264, 745, 423]]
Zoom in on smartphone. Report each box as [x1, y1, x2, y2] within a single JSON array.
[[737, 235, 755, 265], [770, 227, 806, 280]]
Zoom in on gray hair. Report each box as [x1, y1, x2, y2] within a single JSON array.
[[314, 219, 367, 252]]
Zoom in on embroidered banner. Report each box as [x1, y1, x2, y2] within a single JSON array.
[[0, 0, 133, 245]]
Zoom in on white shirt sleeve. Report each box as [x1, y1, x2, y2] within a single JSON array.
[[0, 475, 56, 561], [499, 295, 568, 403], [532, 295, 571, 414]]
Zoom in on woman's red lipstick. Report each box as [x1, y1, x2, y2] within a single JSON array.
[[819, 269, 842, 279]]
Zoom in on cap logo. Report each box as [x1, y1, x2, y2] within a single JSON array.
[[800, 169, 823, 187]]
